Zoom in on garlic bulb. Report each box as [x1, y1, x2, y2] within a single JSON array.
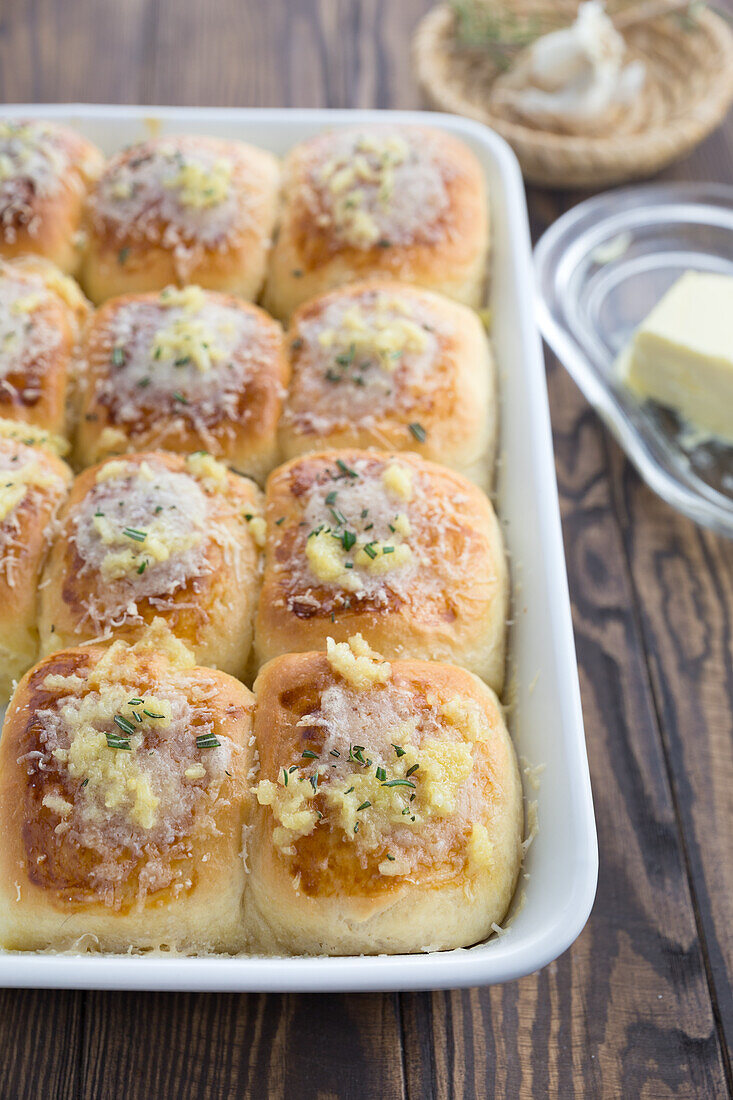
[[490, 1, 646, 135]]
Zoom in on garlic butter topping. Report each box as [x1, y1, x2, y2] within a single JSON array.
[[255, 636, 493, 880], [88, 137, 249, 279], [491, 1, 645, 134], [305, 128, 450, 250], [90, 286, 280, 437], [285, 289, 443, 434], [22, 632, 235, 908], [0, 273, 62, 392]]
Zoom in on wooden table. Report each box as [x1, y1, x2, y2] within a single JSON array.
[[0, 2, 731, 1096]]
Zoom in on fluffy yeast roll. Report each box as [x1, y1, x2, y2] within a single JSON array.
[[263, 125, 489, 320], [0, 119, 104, 274], [38, 451, 264, 679], [248, 638, 523, 955], [280, 281, 495, 488], [254, 450, 508, 691], [73, 285, 289, 482], [0, 626, 255, 953], [81, 134, 280, 305], [0, 262, 79, 435], [0, 420, 72, 700]]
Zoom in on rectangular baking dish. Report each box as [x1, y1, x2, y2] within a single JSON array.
[[0, 104, 597, 992]]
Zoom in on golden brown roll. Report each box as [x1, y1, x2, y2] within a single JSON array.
[[72, 285, 289, 482], [0, 421, 72, 699], [263, 125, 489, 319], [0, 120, 104, 274], [248, 638, 522, 955], [38, 451, 264, 679], [280, 280, 495, 488], [81, 135, 280, 305], [0, 262, 78, 435], [254, 450, 508, 691], [0, 627, 255, 953]]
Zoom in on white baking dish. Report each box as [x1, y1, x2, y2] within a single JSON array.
[[0, 105, 597, 992]]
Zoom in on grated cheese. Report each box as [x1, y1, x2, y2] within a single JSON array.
[[304, 127, 450, 251]]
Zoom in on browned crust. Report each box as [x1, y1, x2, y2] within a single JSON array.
[[254, 449, 505, 669], [264, 126, 489, 317], [0, 123, 104, 275], [38, 451, 262, 665], [81, 135, 280, 303], [280, 279, 492, 473], [73, 291, 289, 480], [0, 644, 254, 915], [252, 652, 517, 904]]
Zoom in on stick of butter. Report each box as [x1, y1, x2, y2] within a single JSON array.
[[617, 271, 733, 444]]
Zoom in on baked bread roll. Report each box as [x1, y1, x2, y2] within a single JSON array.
[[254, 450, 508, 691], [263, 125, 489, 319], [81, 135, 280, 305], [6, 255, 92, 338], [280, 281, 495, 488], [38, 451, 264, 680], [0, 120, 103, 274], [0, 420, 72, 700], [0, 262, 78, 435], [248, 638, 522, 955], [0, 626, 255, 953], [73, 285, 288, 482]]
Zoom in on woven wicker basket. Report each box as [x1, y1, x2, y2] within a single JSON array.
[[412, 2, 733, 188]]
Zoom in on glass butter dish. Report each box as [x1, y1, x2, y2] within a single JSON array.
[[534, 182, 733, 538]]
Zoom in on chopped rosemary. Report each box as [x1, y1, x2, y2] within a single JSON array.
[[113, 714, 136, 737], [356, 800, 371, 812], [282, 767, 289, 785], [409, 422, 427, 443], [302, 750, 319, 759], [137, 559, 147, 574], [173, 391, 189, 404], [381, 779, 416, 789], [106, 730, 131, 751], [392, 744, 406, 757], [127, 698, 143, 706], [362, 542, 377, 560], [325, 491, 338, 505], [111, 346, 126, 367], [342, 529, 356, 552], [143, 709, 165, 719], [336, 458, 358, 479], [375, 766, 387, 782], [385, 854, 396, 861], [122, 527, 147, 542], [196, 733, 221, 749], [118, 246, 130, 265], [405, 763, 420, 777]]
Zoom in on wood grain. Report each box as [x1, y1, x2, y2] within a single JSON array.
[[0, 0, 731, 1097]]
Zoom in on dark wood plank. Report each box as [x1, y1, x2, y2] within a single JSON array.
[[0, 987, 81, 1100], [82, 990, 406, 1100]]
